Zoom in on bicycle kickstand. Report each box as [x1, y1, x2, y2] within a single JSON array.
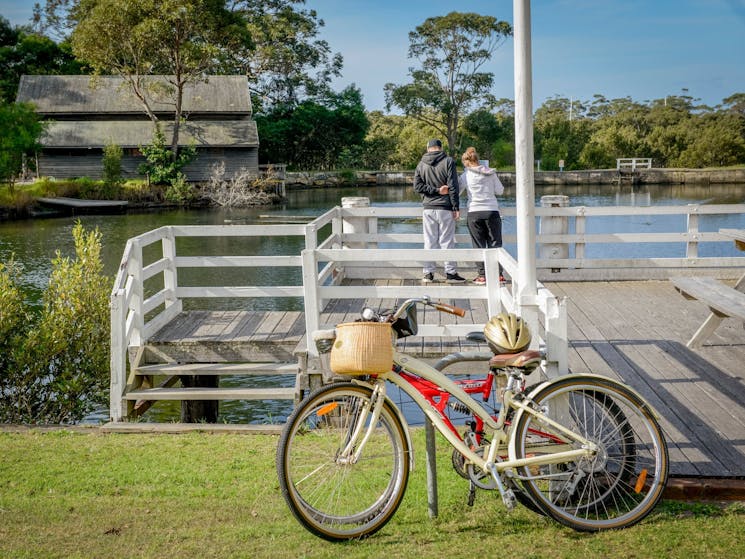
[[467, 481, 477, 507]]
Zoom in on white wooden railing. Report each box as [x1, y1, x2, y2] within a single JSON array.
[[110, 202, 745, 420], [617, 158, 653, 171]]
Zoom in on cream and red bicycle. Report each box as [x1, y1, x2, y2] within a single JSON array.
[[276, 296, 669, 541]]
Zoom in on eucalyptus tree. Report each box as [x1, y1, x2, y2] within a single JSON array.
[[384, 12, 512, 155], [229, 0, 343, 112]]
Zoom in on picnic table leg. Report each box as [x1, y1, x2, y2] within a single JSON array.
[[687, 311, 725, 349]]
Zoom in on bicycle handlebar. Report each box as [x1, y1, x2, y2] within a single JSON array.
[[431, 301, 467, 317], [390, 296, 466, 320]]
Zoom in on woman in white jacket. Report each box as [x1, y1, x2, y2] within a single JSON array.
[[458, 147, 505, 284]]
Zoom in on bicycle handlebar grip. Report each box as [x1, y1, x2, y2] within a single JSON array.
[[433, 302, 466, 317]]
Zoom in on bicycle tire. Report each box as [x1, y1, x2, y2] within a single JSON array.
[[512, 376, 668, 531], [508, 386, 636, 516], [276, 382, 410, 541]]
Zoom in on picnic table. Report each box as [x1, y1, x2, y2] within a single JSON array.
[[672, 228, 745, 348]]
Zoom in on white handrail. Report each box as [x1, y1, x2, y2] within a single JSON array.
[[109, 202, 745, 420]]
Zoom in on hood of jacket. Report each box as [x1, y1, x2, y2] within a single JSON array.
[[465, 164, 497, 176], [420, 150, 449, 167]]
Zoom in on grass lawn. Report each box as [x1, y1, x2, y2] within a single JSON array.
[[0, 428, 743, 559]]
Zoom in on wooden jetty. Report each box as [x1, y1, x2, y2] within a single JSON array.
[[36, 196, 128, 214], [104, 201, 745, 479]]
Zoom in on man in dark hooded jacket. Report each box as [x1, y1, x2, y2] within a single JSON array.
[[413, 139, 466, 283]]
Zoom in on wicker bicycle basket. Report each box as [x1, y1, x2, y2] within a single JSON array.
[[329, 321, 394, 375]]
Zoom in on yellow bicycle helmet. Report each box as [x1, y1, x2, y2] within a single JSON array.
[[484, 313, 531, 354]]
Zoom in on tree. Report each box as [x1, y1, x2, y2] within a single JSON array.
[[63, 0, 250, 159], [230, 0, 343, 111], [0, 101, 44, 192], [533, 96, 593, 170], [0, 15, 84, 104], [256, 85, 368, 170], [384, 12, 512, 154]]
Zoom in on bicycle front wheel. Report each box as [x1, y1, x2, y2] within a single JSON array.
[[276, 382, 410, 541], [512, 376, 668, 531]]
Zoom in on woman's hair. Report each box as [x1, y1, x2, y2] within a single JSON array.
[[461, 146, 479, 166]]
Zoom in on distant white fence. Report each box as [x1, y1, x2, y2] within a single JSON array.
[[617, 158, 652, 171]]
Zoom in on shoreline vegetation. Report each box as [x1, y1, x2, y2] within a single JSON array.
[[1, 167, 744, 221]]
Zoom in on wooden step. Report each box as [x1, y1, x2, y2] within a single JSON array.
[[123, 387, 296, 401], [134, 362, 298, 376], [101, 422, 284, 435]]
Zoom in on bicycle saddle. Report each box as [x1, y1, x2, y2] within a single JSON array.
[[488, 350, 543, 370]]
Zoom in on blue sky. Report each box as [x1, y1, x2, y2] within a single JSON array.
[[3, 0, 745, 111]]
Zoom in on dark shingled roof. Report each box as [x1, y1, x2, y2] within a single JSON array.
[[16, 75, 252, 115], [41, 120, 259, 148]]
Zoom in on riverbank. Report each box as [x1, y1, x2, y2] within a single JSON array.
[[2, 167, 744, 221], [285, 167, 745, 188]]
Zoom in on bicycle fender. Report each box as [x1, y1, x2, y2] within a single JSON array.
[[523, 373, 662, 420], [351, 378, 416, 471]]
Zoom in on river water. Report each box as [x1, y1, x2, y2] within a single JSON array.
[[2, 183, 744, 423]]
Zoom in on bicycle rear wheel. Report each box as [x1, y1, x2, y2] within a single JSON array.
[[276, 382, 410, 541], [512, 376, 668, 531]]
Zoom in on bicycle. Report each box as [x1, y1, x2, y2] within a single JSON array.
[[276, 296, 669, 541]]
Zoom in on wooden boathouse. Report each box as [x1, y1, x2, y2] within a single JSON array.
[[105, 199, 745, 479], [15, 75, 259, 182]]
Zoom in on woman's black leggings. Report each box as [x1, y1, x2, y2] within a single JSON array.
[[466, 210, 503, 277]]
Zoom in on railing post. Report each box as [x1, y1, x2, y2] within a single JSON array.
[[543, 295, 568, 378], [109, 290, 127, 421], [129, 240, 144, 347], [687, 206, 699, 259], [304, 222, 322, 311], [162, 227, 182, 314], [575, 207, 586, 260], [484, 248, 502, 317], [302, 248, 321, 357], [539, 195, 569, 272], [341, 197, 370, 248]]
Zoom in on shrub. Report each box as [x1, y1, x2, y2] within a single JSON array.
[[164, 171, 194, 205], [0, 222, 111, 424], [102, 141, 124, 196], [139, 125, 196, 185], [203, 162, 280, 207]]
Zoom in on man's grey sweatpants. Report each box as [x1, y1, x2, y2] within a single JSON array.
[[422, 208, 457, 275]]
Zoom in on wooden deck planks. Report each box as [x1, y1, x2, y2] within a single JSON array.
[[547, 281, 745, 477], [148, 279, 745, 478]]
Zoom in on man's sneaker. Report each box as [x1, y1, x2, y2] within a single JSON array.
[[446, 272, 467, 284], [422, 272, 434, 283], [473, 276, 486, 285]]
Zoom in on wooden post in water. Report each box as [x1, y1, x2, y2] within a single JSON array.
[[539, 195, 569, 272], [341, 197, 371, 248]]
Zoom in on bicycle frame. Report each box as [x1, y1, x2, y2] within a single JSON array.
[[351, 350, 598, 480]]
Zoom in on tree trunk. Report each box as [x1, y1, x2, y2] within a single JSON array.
[[171, 84, 183, 161]]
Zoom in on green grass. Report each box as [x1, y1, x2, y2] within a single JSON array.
[[0, 429, 743, 559]]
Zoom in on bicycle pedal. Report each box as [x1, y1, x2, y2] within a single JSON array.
[[502, 488, 517, 511]]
